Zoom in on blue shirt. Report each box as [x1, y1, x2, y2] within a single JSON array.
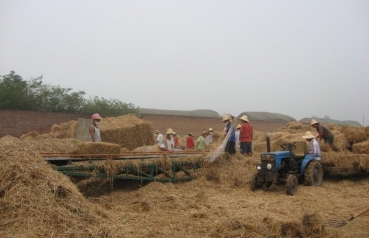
[[225, 123, 236, 142]]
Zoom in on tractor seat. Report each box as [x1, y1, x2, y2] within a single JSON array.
[[293, 141, 308, 158]]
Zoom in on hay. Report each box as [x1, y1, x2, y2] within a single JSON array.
[[302, 212, 325, 236], [0, 143, 111, 237], [132, 145, 161, 152], [19, 131, 40, 140], [211, 219, 268, 237], [332, 133, 349, 152], [342, 125, 367, 144], [99, 114, 155, 150], [70, 142, 121, 155], [365, 126, 369, 137], [352, 141, 369, 155], [321, 152, 369, 170], [50, 124, 62, 132]]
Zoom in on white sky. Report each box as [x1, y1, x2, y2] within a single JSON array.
[[1, 0, 368, 125]]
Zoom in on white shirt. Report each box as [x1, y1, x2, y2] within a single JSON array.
[[206, 133, 212, 145], [160, 138, 174, 151], [235, 130, 240, 149], [156, 133, 163, 145], [309, 138, 321, 160]]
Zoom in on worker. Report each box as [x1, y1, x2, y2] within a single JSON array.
[[89, 113, 102, 142], [235, 124, 241, 151], [302, 131, 321, 160], [196, 131, 207, 151], [310, 119, 334, 147], [186, 133, 195, 149], [222, 115, 236, 155], [154, 130, 163, 145], [206, 128, 213, 145], [239, 115, 253, 157], [160, 129, 174, 151], [173, 132, 180, 149]]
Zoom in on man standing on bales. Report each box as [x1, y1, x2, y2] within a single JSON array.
[[239, 115, 253, 156], [302, 131, 321, 160], [186, 133, 195, 149], [310, 119, 334, 147], [154, 130, 163, 145], [206, 128, 213, 145], [89, 113, 102, 142], [160, 129, 174, 151], [222, 115, 236, 155], [235, 124, 241, 151], [196, 131, 207, 151]]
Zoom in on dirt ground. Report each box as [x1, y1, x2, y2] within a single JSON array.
[[80, 155, 369, 238]]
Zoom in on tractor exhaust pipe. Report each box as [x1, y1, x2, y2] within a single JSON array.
[[266, 136, 271, 152]]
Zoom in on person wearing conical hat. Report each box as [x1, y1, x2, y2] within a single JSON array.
[[239, 115, 253, 156], [206, 128, 213, 145], [154, 130, 163, 146], [159, 129, 175, 151], [302, 131, 321, 160], [222, 115, 236, 155], [196, 131, 208, 151], [235, 124, 241, 151], [89, 113, 102, 142], [310, 119, 334, 147]]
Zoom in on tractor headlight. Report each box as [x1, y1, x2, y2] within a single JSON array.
[[267, 163, 272, 170], [256, 164, 261, 170]]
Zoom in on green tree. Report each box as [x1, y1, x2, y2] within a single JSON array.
[[0, 71, 29, 110]]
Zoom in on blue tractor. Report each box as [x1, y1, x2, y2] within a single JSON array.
[[250, 140, 323, 196]]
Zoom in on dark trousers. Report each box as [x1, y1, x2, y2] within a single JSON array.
[[225, 141, 236, 155]]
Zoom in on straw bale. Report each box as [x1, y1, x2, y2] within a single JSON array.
[[342, 125, 367, 144], [253, 142, 267, 152], [352, 141, 369, 155], [0, 145, 111, 237], [365, 126, 369, 137], [23, 138, 82, 152], [262, 217, 303, 237], [55, 120, 78, 138], [319, 141, 332, 152], [326, 123, 340, 132], [321, 152, 369, 170], [99, 114, 155, 150], [302, 212, 324, 236], [70, 141, 121, 155], [19, 131, 40, 140], [253, 131, 267, 143], [332, 133, 349, 152], [132, 145, 161, 152]]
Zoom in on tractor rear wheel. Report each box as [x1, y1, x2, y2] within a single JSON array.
[[249, 173, 260, 191], [286, 174, 298, 196], [304, 160, 323, 186]]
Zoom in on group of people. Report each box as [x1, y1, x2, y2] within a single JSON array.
[[301, 119, 335, 159], [154, 128, 214, 151], [89, 112, 334, 161], [222, 114, 254, 156]]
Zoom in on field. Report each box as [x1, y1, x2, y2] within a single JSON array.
[[1, 116, 369, 237]]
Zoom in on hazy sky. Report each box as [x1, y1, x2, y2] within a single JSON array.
[[1, 1, 368, 125]]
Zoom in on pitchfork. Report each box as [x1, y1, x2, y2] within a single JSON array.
[[324, 207, 369, 228]]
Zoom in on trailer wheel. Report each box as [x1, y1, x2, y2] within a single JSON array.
[[304, 160, 323, 186], [286, 174, 298, 196], [249, 174, 260, 191]]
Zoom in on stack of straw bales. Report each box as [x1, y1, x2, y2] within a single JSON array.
[[71, 141, 122, 155], [99, 114, 155, 150], [0, 139, 111, 237]]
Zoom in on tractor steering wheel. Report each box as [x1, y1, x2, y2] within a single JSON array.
[[281, 143, 296, 151]]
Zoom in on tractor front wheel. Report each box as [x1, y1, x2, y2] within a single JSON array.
[[249, 174, 260, 191], [304, 160, 323, 186], [286, 174, 298, 196]]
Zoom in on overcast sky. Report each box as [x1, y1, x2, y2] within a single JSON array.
[[1, 0, 368, 125]]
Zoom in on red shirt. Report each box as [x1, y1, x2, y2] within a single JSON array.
[[174, 136, 179, 147], [186, 136, 195, 149], [240, 123, 253, 142]]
